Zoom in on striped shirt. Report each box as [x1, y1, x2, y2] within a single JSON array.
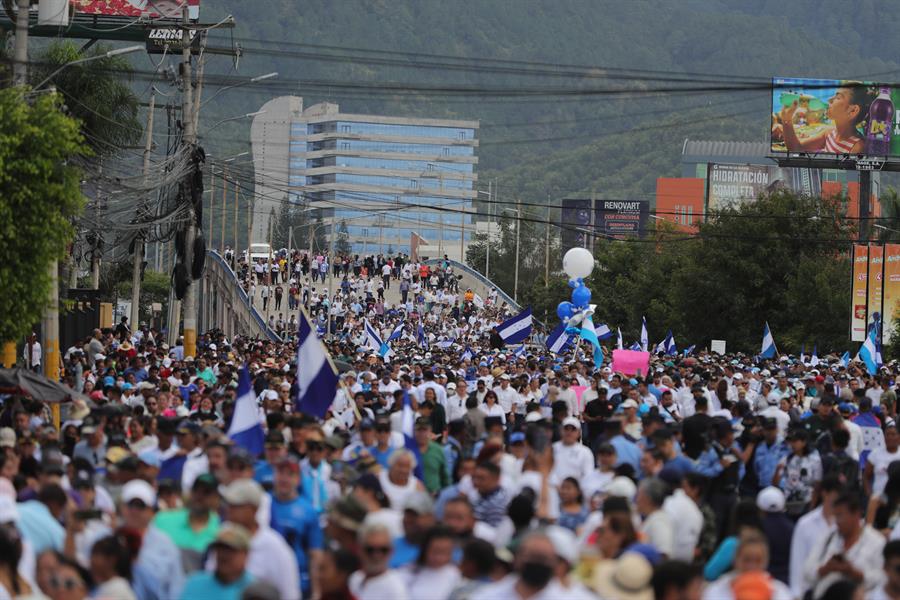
[[473, 486, 510, 527], [824, 129, 862, 154]]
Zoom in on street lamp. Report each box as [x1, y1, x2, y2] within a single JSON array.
[[501, 206, 521, 302], [476, 188, 493, 279], [201, 72, 279, 108], [204, 110, 266, 135], [34, 45, 143, 90]]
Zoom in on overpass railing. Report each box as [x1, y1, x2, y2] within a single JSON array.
[[206, 251, 283, 342]]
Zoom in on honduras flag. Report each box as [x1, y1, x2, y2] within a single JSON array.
[[228, 365, 265, 455], [629, 342, 642, 351], [800, 344, 807, 365], [461, 346, 474, 362], [595, 323, 614, 341], [294, 315, 340, 419], [365, 320, 392, 360], [660, 330, 676, 355], [497, 307, 533, 345], [386, 322, 405, 343], [401, 388, 424, 480], [438, 338, 456, 349], [859, 323, 880, 376], [683, 344, 696, 356], [617, 328, 624, 350], [810, 345, 819, 367], [417, 322, 429, 350], [760, 322, 777, 359], [640, 317, 649, 352], [841, 351, 851, 367], [513, 344, 526, 358], [547, 323, 571, 354]]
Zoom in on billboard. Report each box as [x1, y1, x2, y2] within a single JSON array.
[[72, 0, 200, 19], [594, 200, 648, 240], [772, 77, 899, 157], [560, 198, 592, 251], [706, 163, 822, 211], [851, 244, 869, 342], [884, 244, 900, 344], [868, 244, 884, 331]]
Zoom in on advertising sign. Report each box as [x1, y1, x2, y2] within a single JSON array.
[[146, 27, 200, 54], [868, 244, 884, 331], [706, 163, 822, 210], [594, 199, 648, 239], [884, 244, 900, 344], [560, 198, 592, 251], [72, 0, 200, 19], [851, 244, 869, 342], [772, 77, 900, 157]]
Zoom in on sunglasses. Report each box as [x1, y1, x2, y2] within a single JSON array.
[[307, 442, 324, 451], [375, 426, 391, 433], [364, 545, 391, 555], [126, 499, 149, 510]]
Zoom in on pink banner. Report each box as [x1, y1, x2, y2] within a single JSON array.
[[611, 350, 651, 376]]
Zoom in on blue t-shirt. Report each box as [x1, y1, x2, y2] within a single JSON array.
[[269, 494, 324, 595], [254, 461, 274, 489], [178, 383, 198, 406], [389, 536, 420, 568], [371, 445, 395, 469], [179, 571, 254, 600]]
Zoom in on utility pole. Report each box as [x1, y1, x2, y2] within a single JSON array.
[[131, 90, 155, 331], [545, 200, 550, 287], [91, 160, 102, 289], [485, 179, 492, 279], [180, 6, 199, 358], [208, 166, 215, 253], [514, 196, 520, 302], [220, 168, 226, 253], [233, 175, 239, 256]]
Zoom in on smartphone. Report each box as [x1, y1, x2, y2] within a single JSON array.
[[74, 509, 103, 521]]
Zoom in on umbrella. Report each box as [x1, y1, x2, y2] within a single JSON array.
[[0, 368, 87, 403]]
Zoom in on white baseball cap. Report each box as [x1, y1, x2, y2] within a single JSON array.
[[121, 479, 157, 507], [756, 486, 785, 512]]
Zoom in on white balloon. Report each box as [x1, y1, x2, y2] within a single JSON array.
[[563, 247, 594, 279]]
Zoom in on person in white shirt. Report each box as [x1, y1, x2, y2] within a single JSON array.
[[492, 375, 519, 416], [349, 522, 409, 600], [445, 381, 469, 423], [802, 491, 885, 597], [790, 474, 840, 598], [661, 472, 703, 563], [551, 417, 594, 483], [636, 477, 674, 558], [176, 421, 209, 492], [556, 377, 579, 417], [867, 424, 900, 498]]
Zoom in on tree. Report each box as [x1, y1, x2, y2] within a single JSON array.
[[335, 220, 352, 256], [0, 89, 87, 342]]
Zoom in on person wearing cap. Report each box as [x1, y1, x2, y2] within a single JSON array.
[[153, 474, 222, 572], [417, 370, 448, 412], [72, 417, 107, 470], [220, 478, 301, 600], [118, 479, 185, 600], [756, 486, 794, 585], [175, 419, 208, 493], [753, 418, 789, 493], [414, 416, 449, 493], [179, 523, 255, 600], [269, 456, 324, 599], [301, 429, 336, 513], [773, 428, 822, 516], [551, 416, 593, 483]]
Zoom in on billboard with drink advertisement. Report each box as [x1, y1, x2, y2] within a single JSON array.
[[706, 163, 822, 211], [851, 244, 869, 342], [71, 0, 200, 19], [772, 77, 898, 157], [868, 244, 884, 331]]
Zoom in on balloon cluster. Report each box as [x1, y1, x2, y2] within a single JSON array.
[[557, 248, 595, 331]]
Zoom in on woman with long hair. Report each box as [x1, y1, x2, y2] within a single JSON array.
[[479, 390, 506, 424], [0, 522, 33, 598], [558, 477, 590, 533], [89, 534, 136, 600]]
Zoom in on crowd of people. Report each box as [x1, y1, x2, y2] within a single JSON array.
[[6, 262, 900, 599]]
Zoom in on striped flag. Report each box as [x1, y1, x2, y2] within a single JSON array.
[[640, 316, 649, 352], [617, 328, 624, 350], [859, 322, 880, 376], [294, 314, 340, 419], [760, 322, 777, 359], [364, 319, 392, 360], [461, 346, 474, 362], [228, 365, 265, 454], [417, 323, 429, 350], [513, 344, 526, 358], [580, 315, 604, 368], [810, 345, 819, 367], [655, 330, 675, 355], [386, 322, 405, 343], [841, 351, 850, 367], [547, 323, 571, 354], [683, 344, 696, 356], [497, 307, 533, 345], [595, 323, 614, 340]]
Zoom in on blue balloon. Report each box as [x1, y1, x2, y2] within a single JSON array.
[[557, 301, 575, 322], [572, 284, 591, 308]]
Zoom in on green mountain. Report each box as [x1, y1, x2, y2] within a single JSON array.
[[196, 0, 900, 206]]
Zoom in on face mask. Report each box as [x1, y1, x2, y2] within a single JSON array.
[[519, 561, 554, 589]]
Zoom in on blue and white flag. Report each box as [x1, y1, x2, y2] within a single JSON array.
[[580, 315, 604, 368], [800, 344, 807, 365], [437, 337, 456, 349], [417, 323, 429, 350], [859, 323, 880, 376], [629, 342, 642, 351], [497, 307, 533, 345], [364, 319, 392, 359], [617, 328, 624, 350], [512, 344, 526, 358], [461, 346, 474, 362], [595, 323, 614, 341], [295, 315, 340, 419], [659, 330, 675, 355], [760, 322, 777, 359], [640, 317, 649, 352], [810, 345, 819, 368], [547, 323, 571, 354], [386, 322, 405, 343], [228, 365, 265, 455], [683, 344, 696, 357], [841, 351, 851, 368], [401, 388, 424, 480]]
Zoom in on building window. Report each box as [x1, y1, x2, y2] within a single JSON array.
[[410, 180, 418, 189], [442, 147, 451, 156], [340, 142, 351, 150], [457, 131, 467, 140], [341, 124, 352, 133]]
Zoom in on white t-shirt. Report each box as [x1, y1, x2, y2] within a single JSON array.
[[869, 447, 900, 496], [662, 489, 702, 562], [551, 441, 594, 482], [349, 569, 409, 600], [640, 509, 674, 557], [402, 565, 460, 600], [247, 527, 301, 600]]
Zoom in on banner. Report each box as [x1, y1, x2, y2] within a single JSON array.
[[868, 245, 884, 332], [852, 245, 869, 342], [72, 0, 201, 19], [611, 349, 651, 377], [772, 78, 899, 157], [884, 245, 900, 345], [594, 199, 649, 239], [706, 163, 822, 211], [560, 198, 592, 251]]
